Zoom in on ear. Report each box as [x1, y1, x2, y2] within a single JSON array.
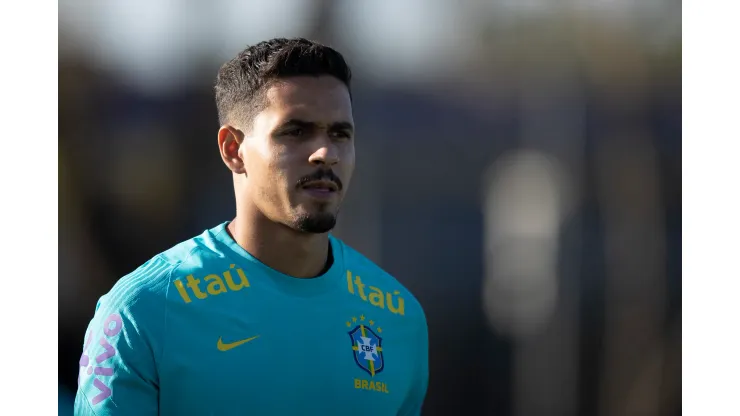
[[218, 125, 246, 174]]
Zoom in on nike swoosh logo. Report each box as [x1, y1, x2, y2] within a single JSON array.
[[217, 335, 260, 351]]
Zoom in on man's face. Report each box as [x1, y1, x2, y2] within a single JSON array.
[[240, 76, 355, 234]]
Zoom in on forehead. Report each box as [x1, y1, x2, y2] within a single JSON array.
[[258, 76, 353, 126]]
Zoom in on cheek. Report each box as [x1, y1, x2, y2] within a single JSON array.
[[343, 147, 356, 174], [245, 146, 281, 178], [248, 161, 291, 201], [268, 156, 293, 183], [273, 147, 308, 176]]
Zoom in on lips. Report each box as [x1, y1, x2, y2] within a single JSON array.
[[300, 180, 339, 192]]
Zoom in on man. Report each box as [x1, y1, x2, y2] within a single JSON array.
[[74, 38, 429, 415]]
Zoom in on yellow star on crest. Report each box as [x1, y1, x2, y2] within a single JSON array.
[[369, 320, 375, 326], [360, 315, 365, 321], [352, 316, 357, 323]]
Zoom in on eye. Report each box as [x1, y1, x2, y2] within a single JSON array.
[[330, 130, 352, 140], [285, 128, 304, 137]]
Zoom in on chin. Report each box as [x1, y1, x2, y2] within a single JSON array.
[[292, 212, 337, 234]]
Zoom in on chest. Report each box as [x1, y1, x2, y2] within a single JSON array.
[[159, 290, 416, 415]]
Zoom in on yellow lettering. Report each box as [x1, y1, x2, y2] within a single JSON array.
[[173, 280, 192, 303], [354, 275, 367, 300], [205, 274, 227, 296], [186, 275, 208, 299], [368, 286, 385, 308], [224, 265, 250, 291], [177, 265, 255, 304], [353, 378, 390, 394], [348, 272, 407, 317], [347, 271, 355, 294], [386, 290, 405, 315]]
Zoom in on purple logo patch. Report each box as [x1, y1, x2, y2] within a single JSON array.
[[79, 313, 122, 405]]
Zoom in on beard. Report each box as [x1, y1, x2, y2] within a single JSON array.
[[291, 211, 338, 234]]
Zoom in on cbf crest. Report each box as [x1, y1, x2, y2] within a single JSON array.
[[346, 315, 384, 377]]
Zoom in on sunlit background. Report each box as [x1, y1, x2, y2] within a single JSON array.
[[59, 0, 681, 414]]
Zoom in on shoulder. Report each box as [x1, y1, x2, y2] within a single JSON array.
[[333, 236, 426, 325], [96, 229, 219, 315]]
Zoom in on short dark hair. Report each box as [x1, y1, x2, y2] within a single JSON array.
[[214, 37, 352, 128]]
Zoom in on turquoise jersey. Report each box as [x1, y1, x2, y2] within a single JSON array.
[[74, 222, 428, 415]]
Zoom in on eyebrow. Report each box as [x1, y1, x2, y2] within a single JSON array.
[[279, 119, 354, 133]]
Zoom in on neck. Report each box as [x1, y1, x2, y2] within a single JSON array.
[[227, 208, 331, 279]]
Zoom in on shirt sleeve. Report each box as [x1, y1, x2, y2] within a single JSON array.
[[399, 311, 430, 416], [74, 258, 169, 415]]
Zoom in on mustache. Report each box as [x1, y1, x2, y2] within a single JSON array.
[[296, 169, 343, 191]]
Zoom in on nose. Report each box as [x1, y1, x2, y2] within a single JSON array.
[[308, 142, 339, 166]]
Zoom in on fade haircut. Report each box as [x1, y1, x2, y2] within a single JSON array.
[[214, 37, 352, 129]]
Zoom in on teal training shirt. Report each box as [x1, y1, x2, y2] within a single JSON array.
[[74, 222, 429, 415]]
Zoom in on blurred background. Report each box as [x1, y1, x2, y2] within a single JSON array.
[[59, 0, 681, 415]]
